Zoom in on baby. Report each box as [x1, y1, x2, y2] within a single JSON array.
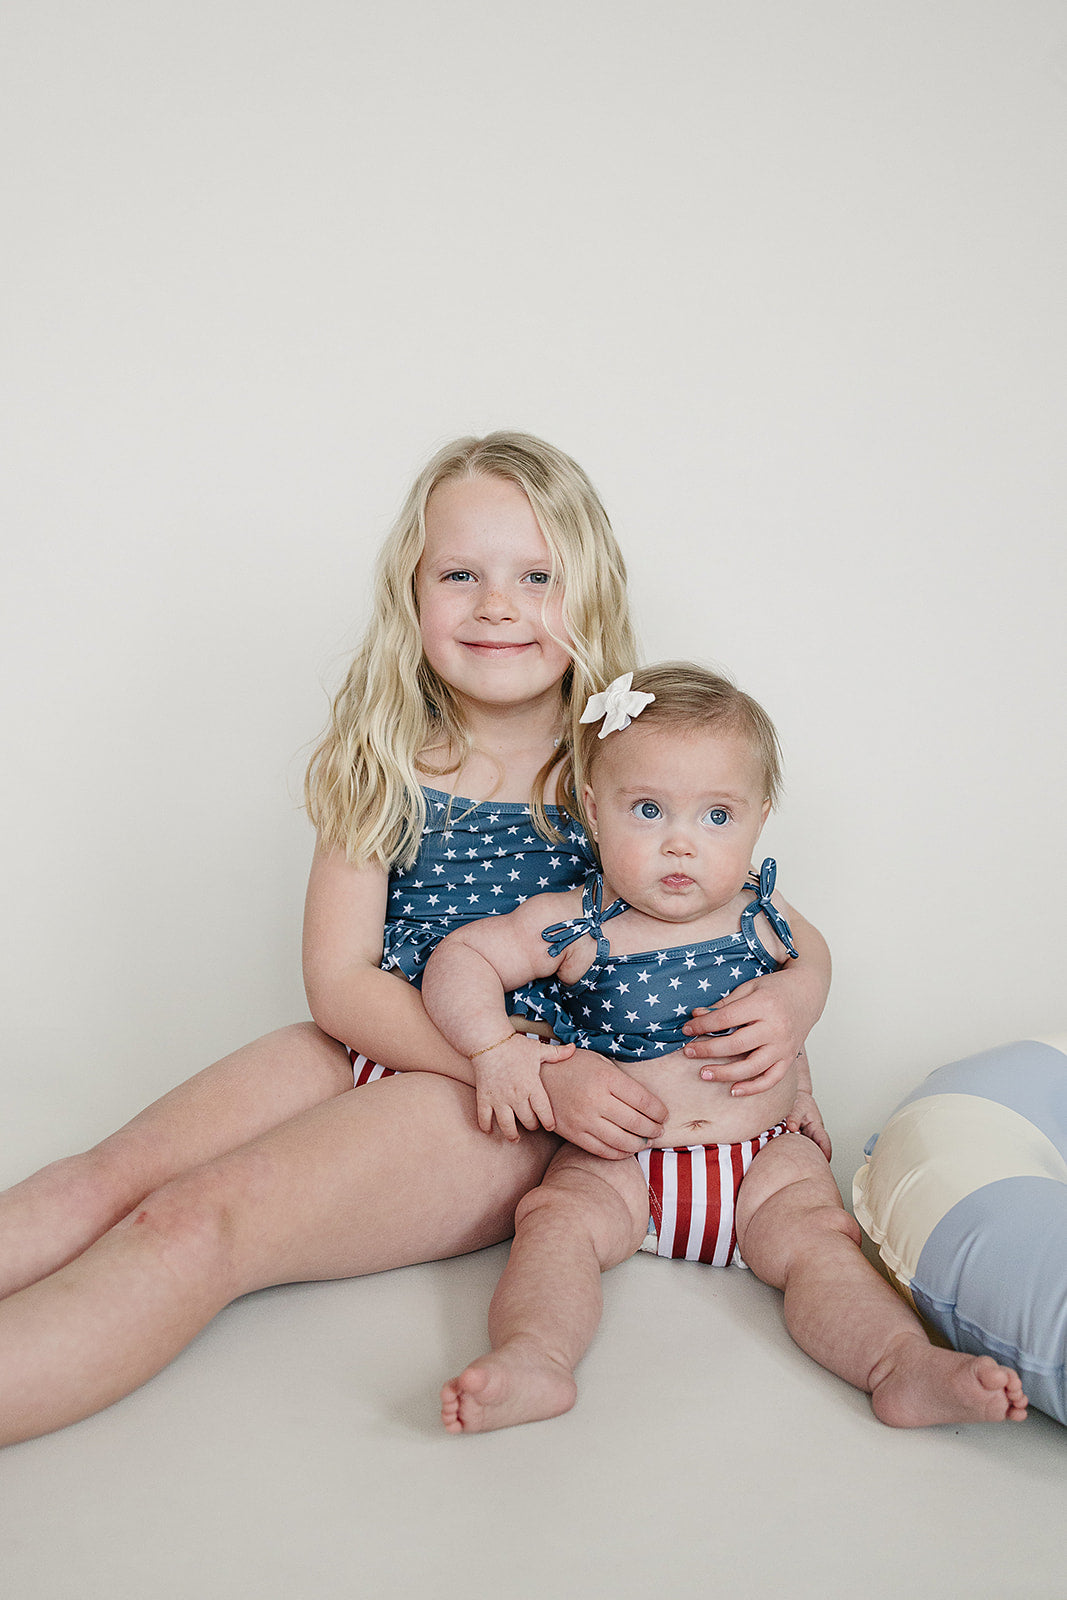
[[422, 663, 1028, 1433]]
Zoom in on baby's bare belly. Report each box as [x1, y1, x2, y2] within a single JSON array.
[[623, 1053, 798, 1148]]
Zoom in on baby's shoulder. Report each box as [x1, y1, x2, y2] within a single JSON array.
[[524, 884, 585, 931]]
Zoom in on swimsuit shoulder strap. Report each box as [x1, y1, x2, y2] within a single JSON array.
[[541, 871, 629, 961], [739, 858, 799, 966]]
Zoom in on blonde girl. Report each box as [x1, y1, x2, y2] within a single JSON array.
[[0, 433, 829, 1445]]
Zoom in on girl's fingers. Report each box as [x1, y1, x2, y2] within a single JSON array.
[[700, 1044, 785, 1087], [685, 1003, 756, 1037], [685, 1027, 762, 1060], [606, 1100, 663, 1140], [689, 979, 758, 1016], [727, 1057, 788, 1095], [683, 984, 760, 1035], [611, 1079, 668, 1124]]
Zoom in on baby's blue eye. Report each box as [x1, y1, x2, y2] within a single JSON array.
[[633, 801, 661, 820], [703, 807, 729, 827]]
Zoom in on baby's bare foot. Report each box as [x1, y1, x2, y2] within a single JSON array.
[[869, 1335, 1028, 1428], [441, 1339, 577, 1434]]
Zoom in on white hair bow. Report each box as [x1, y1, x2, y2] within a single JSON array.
[[580, 672, 656, 739]]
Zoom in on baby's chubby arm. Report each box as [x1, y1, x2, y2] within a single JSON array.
[[681, 896, 831, 1097], [421, 894, 577, 1141]]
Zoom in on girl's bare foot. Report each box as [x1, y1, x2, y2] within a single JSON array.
[[441, 1338, 577, 1433], [869, 1335, 1028, 1428]]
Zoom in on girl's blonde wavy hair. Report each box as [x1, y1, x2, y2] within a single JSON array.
[[305, 432, 638, 869]]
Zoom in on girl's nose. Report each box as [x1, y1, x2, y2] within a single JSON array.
[[477, 587, 518, 622]]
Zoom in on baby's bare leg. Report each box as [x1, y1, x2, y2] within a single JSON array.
[[0, 1024, 355, 1299], [441, 1146, 649, 1434], [735, 1135, 1027, 1426]]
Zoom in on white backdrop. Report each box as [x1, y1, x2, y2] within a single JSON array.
[[3, 1, 1065, 1194]]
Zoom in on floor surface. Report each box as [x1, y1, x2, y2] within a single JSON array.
[[3, 1240, 1064, 1600]]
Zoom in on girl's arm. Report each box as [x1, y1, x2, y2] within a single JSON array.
[[680, 905, 831, 1096], [302, 844, 482, 1083]]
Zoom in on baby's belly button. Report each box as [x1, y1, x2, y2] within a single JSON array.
[[652, 1084, 793, 1147]]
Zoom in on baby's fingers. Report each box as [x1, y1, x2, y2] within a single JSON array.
[[529, 1082, 556, 1133], [478, 1091, 520, 1141]]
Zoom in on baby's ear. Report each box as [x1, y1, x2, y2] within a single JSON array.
[[759, 798, 772, 829]]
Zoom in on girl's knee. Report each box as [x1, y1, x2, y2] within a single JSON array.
[[47, 1145, 143, 1229], [113, 1165, 245, 1289]]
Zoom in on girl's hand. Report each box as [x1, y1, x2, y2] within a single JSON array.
[[786, 1089, 832, 1161], [681, 971, 812, 1097], [539, 1048, 667, 1158], [474, 1037, 574, 1141]]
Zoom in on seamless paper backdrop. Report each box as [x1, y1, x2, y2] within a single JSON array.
[[3, 0, 1065, 1190]]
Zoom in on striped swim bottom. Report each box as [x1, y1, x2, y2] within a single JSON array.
[[347, 1051, 397, 1086], [636, 1121, 789, 1267]]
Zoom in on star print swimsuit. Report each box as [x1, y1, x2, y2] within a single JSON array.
[[517, 860, 802, 1267], [513, 859, 797, 1059], [346, 786, 593, 1085]]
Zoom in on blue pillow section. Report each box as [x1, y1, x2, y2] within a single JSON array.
[[857, 1040, 1067, 1425]]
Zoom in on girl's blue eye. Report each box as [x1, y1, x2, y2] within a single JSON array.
[[526, 571, 552, 585], [633, 801, 661, 820], [704, 807, 729, 827], [445, 570, 474, 583]]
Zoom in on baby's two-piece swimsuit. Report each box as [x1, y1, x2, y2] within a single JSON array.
[[514, 861, 798, 1267]]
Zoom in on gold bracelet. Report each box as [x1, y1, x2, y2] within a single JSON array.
[[469, 1031, 517, 1060]]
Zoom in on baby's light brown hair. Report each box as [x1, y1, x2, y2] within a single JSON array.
[[577, 662, 783, 812]]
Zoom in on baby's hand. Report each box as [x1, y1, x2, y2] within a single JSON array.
[[786, 1089, 832, 1161], [682, 971, 809, 1096], [474, 1035, 575, 1141]]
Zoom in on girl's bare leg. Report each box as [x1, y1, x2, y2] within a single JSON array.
[[0, 1024, 359, 1299], [735, 1135, 1028, 1426], [441, 1146, 648, 1434], [0, 1070, 556, 1446]]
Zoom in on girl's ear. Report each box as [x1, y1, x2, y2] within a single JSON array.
[[581, 784, 599, 836]]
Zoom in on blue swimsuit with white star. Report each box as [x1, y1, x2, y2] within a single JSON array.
[[512, 858, 798, 1061], [382, 786, 594, 986]]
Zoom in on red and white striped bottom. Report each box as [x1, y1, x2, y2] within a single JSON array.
[[637, 1121, 788, 1267], [347, 1050, 397, 1087]]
